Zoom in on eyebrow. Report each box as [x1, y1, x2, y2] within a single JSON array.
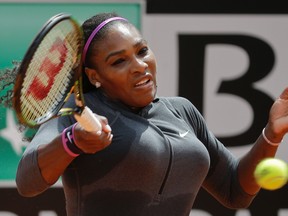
[[105, 38, 147, 62]]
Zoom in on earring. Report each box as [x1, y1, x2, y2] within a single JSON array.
[[95, 81, 101, 88]]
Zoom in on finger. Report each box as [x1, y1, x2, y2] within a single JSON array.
[[94, 115, 111, 133], [96, 115, 109, 125], [105, 131, 113, 141], [108, 134, 113, 142], [102, 124, 112, 133], [278, 87, 288, 100]]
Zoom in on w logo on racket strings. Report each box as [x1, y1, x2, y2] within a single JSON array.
[[27, 37, 68, 100]]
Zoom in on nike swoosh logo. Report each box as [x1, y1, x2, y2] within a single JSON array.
[[179, 130, 189, 138], [67, 131, 73, 143]]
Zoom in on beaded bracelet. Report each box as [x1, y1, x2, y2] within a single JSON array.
[[262, 128, 282, 147], [62, 124, 84, 157]]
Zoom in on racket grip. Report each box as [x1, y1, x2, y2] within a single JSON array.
[[74, 106, 102, 132]]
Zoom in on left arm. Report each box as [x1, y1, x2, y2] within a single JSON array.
[[238, 87, 288, 195]]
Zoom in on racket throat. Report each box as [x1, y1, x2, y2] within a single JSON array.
[[74, 106, 84, 115]]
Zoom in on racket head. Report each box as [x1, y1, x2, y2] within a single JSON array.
[[13, 13, 83, 127]]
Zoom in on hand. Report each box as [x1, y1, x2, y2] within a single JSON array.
[[72, 114, 113, 154], [265, 87, 288, 142]]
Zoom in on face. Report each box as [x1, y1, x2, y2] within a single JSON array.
[[85, 23, 157, 109]]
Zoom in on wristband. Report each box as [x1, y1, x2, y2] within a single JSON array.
[[62, 124, 84, 157], [262, 128, 282, 146]]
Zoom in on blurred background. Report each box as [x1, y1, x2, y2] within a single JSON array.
[[0, 0, 288, 215]]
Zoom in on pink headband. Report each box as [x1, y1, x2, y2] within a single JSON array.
[[82, 17, 128, 65]]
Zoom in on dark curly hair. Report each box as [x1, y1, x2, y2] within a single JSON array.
[[0, 61, 36, 140], [0, 61, 20, 108]]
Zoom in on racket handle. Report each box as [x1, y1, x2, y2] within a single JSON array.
[[74, 106, 102, 132]]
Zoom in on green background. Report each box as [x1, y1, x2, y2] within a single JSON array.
[[0, 2, 141, 180]]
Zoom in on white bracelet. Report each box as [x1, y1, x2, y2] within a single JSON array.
[[262, 128, 282, 146]]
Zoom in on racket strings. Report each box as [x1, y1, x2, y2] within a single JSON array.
[[19, 19, 81, 124]]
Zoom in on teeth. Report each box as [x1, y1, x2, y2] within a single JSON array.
[[136, 79, 149, 86]]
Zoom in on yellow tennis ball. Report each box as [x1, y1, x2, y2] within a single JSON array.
[[254, 158, 288, 190]]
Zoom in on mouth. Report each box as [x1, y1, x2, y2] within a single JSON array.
[[133, 72, 155, 93], [135, 78, 151, 87]]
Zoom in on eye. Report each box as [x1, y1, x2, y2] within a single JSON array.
[[138, 47, 149, 56], [111, 58, 125, 66]]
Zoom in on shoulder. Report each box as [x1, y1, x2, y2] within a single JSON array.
[[159, 96, 191, 104], [157, 96, 205, 126], [158, 96, 197, 112]]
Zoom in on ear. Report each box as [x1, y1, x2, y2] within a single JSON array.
[[84, 67, 100, 84]]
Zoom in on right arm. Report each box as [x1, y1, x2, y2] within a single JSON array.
[[16, 116, 112, 197]]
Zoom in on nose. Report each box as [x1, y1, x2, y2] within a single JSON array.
[[131, 56, 148, 73]]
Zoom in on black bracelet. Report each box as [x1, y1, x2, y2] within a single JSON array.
[[62, 124, 84, 157]]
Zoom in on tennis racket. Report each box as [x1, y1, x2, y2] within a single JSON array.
[[13, 13, 102, 132]]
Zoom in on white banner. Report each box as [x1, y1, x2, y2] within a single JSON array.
[[142, 14, 288, 160]]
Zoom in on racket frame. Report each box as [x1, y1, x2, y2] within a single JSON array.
[[13, 13, 83, 127]]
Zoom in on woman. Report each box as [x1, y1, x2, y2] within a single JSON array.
[[16, 12, 288, 216]]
